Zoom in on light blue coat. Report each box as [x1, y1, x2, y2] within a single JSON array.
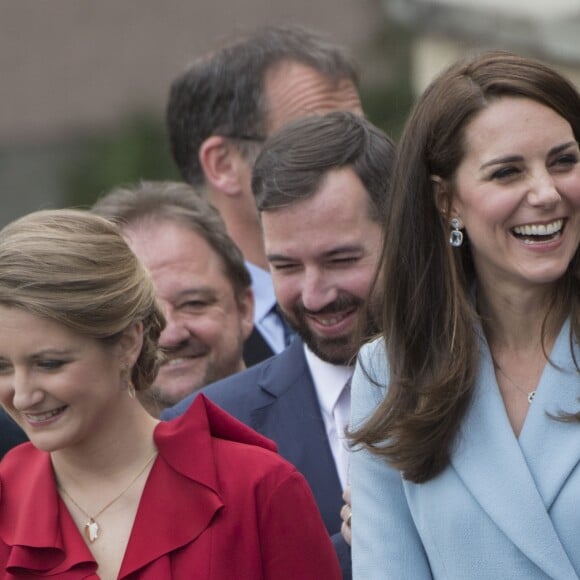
[[351, 320, 580, 579]]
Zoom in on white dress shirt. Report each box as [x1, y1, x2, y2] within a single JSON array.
[[304, 344, 353, 489]]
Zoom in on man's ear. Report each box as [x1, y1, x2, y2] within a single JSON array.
[[237, 287, 255, 342], [199, 136, 245, 197]]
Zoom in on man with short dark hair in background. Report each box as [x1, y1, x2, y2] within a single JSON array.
[[166, 24, 362, 366], [163, 112, 396, 578]]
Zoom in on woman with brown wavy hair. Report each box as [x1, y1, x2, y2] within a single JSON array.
[[349, 51, 580, 579]]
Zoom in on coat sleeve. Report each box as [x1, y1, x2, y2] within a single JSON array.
[[257, 468, 341, 580], [350, 341, 433, 579]]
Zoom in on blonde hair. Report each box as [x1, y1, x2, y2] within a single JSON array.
[[0, 209, 165, 390]]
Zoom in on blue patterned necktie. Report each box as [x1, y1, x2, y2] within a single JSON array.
[[273, 304, 295, 347]]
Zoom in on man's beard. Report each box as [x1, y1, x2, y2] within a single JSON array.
[[283, 293, 379, 366]]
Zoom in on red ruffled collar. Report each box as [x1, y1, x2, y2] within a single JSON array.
[[0, 395, 276, 578]]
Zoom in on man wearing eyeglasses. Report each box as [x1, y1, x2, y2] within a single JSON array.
[[166, 24, 362, 367]]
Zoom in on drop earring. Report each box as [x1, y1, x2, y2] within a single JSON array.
[[127, 379, 136, 399], [449, 217, 464, 247]]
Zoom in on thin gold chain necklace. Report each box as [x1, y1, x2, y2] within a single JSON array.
[[58, 451, 157, 543], [495, 365, 536, 404]]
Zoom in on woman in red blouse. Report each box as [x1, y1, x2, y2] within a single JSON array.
[[0, 209, 341, 580]]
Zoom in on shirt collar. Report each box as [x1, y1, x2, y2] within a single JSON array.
[[245, 261, 276, 323], [303, 344, 353, 419]]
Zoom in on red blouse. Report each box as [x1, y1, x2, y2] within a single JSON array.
[[0, 395, 341, 579]]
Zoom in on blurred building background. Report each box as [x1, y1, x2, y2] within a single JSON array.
[[383, 0, 580, 93], [2, 0, 579, 225], [0, 0, 411, 224]]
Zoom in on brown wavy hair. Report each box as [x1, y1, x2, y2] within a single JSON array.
[[351, 51, 580, 483]]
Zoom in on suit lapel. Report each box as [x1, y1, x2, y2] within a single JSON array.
[[243, 326, 275, 367], [249, 340, 343, 534], [450, 328, 579, 580]]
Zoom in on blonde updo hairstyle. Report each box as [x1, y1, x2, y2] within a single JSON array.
[[0, 209, 165, 391]]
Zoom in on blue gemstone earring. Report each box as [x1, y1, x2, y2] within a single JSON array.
[[449, 218, 464, 247]]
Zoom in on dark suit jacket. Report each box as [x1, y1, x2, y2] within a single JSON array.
[[242, 326, 275, 368], [162, 338, 351, 579], [0, 409, 27, 460]]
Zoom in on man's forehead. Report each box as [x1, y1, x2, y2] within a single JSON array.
[[263, 60, 362, 134], [261, 169, 380, 259], [260, 167, 371, 220]]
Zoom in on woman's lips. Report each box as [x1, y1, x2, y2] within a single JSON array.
[[24, 405, 68, 426]]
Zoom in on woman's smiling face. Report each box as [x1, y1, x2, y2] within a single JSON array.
[[448, 96, 580, 293], [0, 306, 129, 453]]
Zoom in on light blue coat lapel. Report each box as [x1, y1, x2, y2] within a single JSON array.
[[450, 323, 579, 580], [519, 319, 580, 509]]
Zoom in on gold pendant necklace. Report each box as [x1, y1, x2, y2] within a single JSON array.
[[58, 451, 157, 543], [495, 365, 536, 404]]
